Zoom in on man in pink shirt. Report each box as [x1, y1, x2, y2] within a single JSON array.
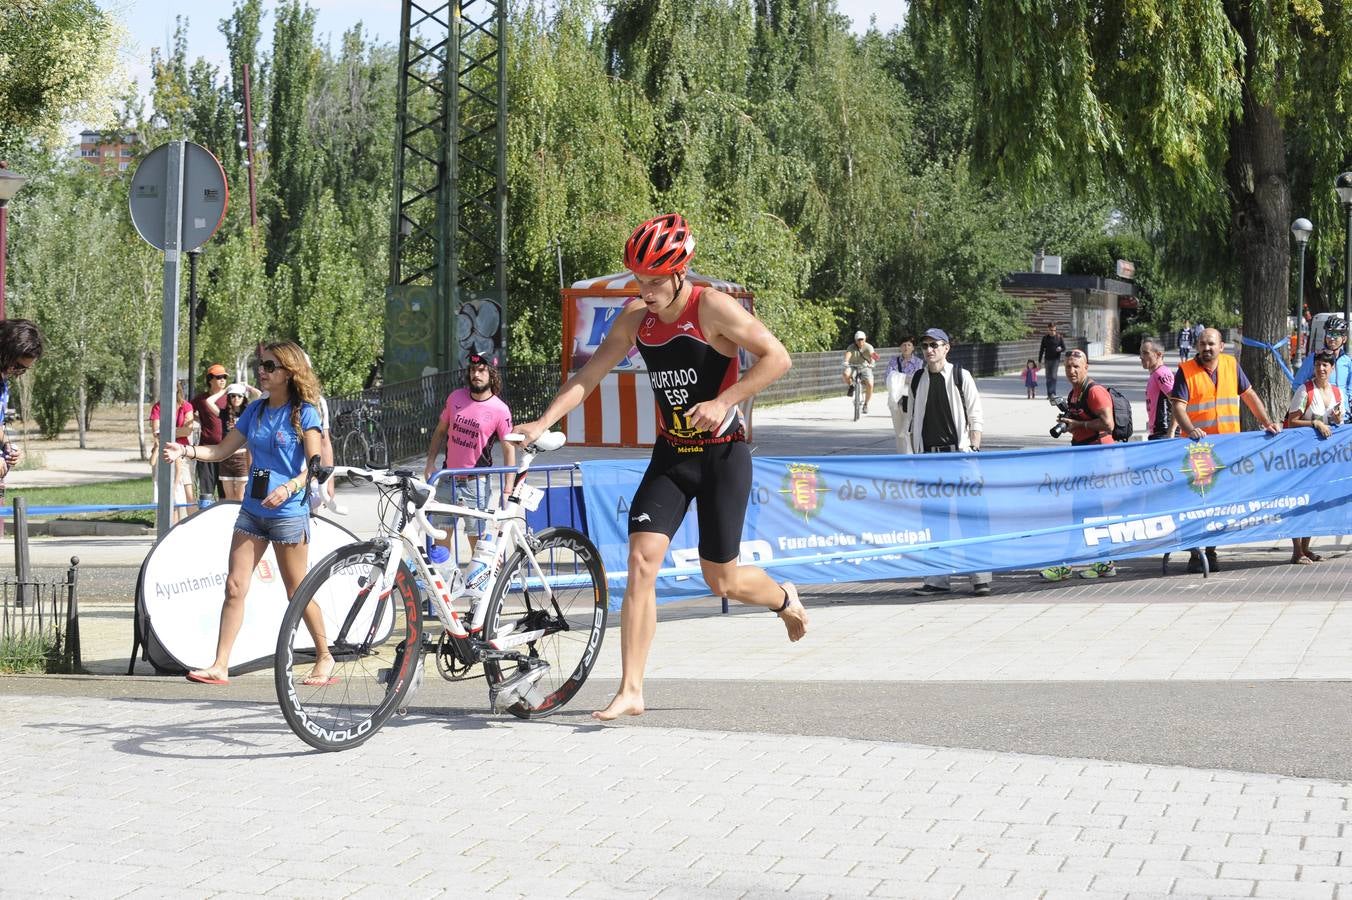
[[1139, 339, 1177, 439], [423, 354, 516, 548]]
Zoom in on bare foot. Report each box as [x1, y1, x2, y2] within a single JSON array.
[[592, 691, 644, 721], [778, 582, 808, 642], [303, 654, 336, 687]]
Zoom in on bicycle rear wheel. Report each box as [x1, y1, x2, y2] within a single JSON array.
[[276, 540, 424, 751], [339, 431, 370, 488], [482, 526, 608, 718]]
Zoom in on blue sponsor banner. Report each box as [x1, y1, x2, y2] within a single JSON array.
[[578, 429, 1352, 607]]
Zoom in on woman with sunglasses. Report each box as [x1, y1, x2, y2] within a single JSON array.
[[0, 319, 44, 486], [161, 341, 333, 686]]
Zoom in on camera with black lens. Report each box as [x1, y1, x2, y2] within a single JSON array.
[[1048, 396, 1072, 439]]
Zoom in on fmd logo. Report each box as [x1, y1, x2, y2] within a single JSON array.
[[1082, 515, 1176, 547]]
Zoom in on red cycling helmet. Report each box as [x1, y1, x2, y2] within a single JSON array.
[[624, 213, 695, 276]]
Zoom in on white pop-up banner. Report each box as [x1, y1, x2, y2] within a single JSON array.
[[136, 502, 389, 673]]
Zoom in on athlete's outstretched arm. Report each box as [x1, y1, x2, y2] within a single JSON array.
[[685, 290, 792, 433], [517, 304, 644, 442]]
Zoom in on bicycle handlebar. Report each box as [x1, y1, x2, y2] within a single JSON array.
[[331, 431, 569, 542]]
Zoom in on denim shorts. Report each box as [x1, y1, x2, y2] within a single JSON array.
[[433, 474, 493, 536], [234, 508, 310, 544]]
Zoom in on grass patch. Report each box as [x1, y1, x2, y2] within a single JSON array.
[[0, 632, 58, 674], [9, 477, 153, 509]]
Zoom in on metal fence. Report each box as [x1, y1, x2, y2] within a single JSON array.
[[758, 338, 1090, 406], [0, 556, 81, 674], [331, 337, 1097, 454], [330, 363, 562, 464]]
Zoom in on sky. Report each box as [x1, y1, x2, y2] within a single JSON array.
[[97, 0, 904, 110]]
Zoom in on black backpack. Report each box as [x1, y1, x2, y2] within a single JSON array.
[[1071, 380, 1133, 442], [908, 365, 969, 414]]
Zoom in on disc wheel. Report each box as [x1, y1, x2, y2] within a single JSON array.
[[276, 540, 424, 751], [482, 527, 608, 718]]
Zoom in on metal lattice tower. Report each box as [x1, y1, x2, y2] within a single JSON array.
[[387, 0, 507, 383]]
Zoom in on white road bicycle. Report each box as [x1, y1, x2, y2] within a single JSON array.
[[274, 432, 608, 752]]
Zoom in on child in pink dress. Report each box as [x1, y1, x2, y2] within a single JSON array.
[[1023, 359, 1038, 399]]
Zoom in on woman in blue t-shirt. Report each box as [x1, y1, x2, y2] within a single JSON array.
[[161, 341, 333, 687]]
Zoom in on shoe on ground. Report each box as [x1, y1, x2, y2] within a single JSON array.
[[1079, 562, 1117, 579], [1186, 553, 1204, 574], [862, 405, 869, 414], [910, 584, 951, 597], [1040, 565, 1074, 582], [1205, 549, 1220, 572], [972, 582, 992, 596]]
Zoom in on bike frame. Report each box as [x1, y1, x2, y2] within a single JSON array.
[[335, 454, 568, 668]]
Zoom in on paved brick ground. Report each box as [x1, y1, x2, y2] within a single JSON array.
[[2, 694, 1350, 898]]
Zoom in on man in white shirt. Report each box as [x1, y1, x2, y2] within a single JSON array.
[[907, 328, 991, 597]]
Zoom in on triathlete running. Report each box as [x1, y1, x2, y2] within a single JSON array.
[[517, 213, 809, 721]]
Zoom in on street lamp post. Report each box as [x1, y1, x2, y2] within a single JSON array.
[[1291, 217, 1313, 366], [1335, 173, 1352, 328], [0, 166, 30, 321]]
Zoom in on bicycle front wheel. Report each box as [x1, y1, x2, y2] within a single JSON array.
[[853, 387, 862, 420], [276, 540, 425, 751], [482, 526, 608, 718]]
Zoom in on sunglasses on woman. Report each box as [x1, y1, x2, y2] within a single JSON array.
[[256, 360, 286, 374]]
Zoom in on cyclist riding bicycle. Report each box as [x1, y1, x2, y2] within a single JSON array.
[[842, 330, 879, 414]]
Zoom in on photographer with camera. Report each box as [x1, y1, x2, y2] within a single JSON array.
[[1042, 350, 1118, 581], [1052, 350, 1115, 446]]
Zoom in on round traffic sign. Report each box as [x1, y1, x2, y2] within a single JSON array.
[[129, 142, 229, 252]]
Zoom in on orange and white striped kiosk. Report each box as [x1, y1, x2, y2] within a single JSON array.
[[560, 271, 756, 448]]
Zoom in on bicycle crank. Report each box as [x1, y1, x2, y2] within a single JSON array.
[[490, 657, 551, 712]]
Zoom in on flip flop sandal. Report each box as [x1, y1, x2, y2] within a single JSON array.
[[186, 671, 229, 686], [301, 675, 339, 687]]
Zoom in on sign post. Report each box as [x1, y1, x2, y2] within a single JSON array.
[[129, 141, 228, 537]]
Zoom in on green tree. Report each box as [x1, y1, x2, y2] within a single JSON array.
[[0, 0, 123, 157], [264, 0, 319, 272], [913, 0, 1352, 418]]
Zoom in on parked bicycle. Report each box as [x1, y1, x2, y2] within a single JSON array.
[[334, 399, 389, 487], [274, 432, 609, 751]]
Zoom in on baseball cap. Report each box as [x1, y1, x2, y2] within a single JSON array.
[[225, 382, 248, 397], [467, 353, 493, 368], [854, 330, 866, 340], [206, 363, 227, 376], [923, 328, 950, 344]]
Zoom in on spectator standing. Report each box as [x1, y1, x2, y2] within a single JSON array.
[[1037, 323, 1066, 399], [1177, 320, 1194, 362], [907, 328, 991, 597], [841, 330, 879, 414], [0, 319, 44, 491], [190, 363, 230, 500], [1193, 321, 1207, 348], [163, 341, 329, 686], [1041, 349, 1118, 581], [423, 353, 516, 553], [217, 383, 251, 501], [1139, 339, 1176, 439], [1170, 328, 1281, 573], [1284, 349, 1342, 565], [150, 382, 196, 524], [885, 336, 923, 453], [1290, 315, 1352, 416]]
